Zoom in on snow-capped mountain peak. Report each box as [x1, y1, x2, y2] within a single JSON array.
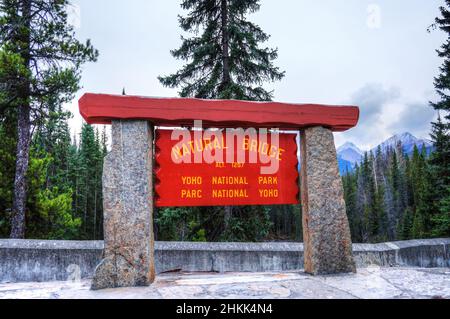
[[372, 132, 432, 154], [337, 142, 363, 155], [336, 132, 434, 175], [337, 142, 363, 164]]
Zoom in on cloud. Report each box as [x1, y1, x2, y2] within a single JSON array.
[[388, 102, 437, 138], [336, 83, 437, 150], [335, 83, 401, 149], [350, 83, 400, 124]]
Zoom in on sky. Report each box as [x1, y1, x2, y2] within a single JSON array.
[[67, 0, 446, 150]]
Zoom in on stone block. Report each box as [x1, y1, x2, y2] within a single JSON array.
[[91, 121, 155, 290], [300, 126, 356, 274]]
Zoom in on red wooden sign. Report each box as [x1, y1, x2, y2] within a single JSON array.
[[155, 129, 299, 207]]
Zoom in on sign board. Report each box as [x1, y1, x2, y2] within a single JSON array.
[[155, 129, 299, 207]]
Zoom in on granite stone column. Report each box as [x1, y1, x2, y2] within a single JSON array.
[[300, 126, 356, 275], [91, 120, 155, 290]]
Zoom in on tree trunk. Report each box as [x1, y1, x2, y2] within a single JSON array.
[[220, 0, 234, 233], [224, 205, 233, 232], [10, 0, 32, 239], [220, 0, 231, 89], [10, 104, 31, 238]]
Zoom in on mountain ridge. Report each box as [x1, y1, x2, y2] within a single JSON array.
[[337, 132, 433, 174]]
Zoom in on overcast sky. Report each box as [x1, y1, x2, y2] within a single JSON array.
[[67, 0, 446, 150]]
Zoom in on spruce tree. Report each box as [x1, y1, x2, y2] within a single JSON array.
[[159, 0, 285, 101], [0, 0, 98, 238], [430, 0, 450, 124], [429, 1, 450, 237], [0, 109, 16, 236], [409, 146, 434, 238], [343, 168, 359, 241], [429, 115, 450, 236], [78, 123, 97, 239]]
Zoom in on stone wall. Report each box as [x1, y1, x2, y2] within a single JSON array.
[[0, 239, 449, 283]]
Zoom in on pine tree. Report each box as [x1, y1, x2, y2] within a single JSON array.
[[408, 146, 434, 238], [25, 146, 80, 239], [429, 115, 450, 236], [0, 0, 98, 238], [429, 1, 450, 237], [74, 122, 104, 239], [430, 0, 450, 124], [387, 147, 405, 239], [33, 100, 73, 191], [77, 123, 96, 239], [398, 207, 414, 240], [0, 109, 16, 236], [343, 167, 359, 241], [159, 0, 285, 101]]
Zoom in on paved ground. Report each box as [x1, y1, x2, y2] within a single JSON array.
[[0, 267, 449, 299]]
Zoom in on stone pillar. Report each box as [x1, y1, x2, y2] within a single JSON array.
[[91, 120, 155, 290], [300, 126, 356, 275]]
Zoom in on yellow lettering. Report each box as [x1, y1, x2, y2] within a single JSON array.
[[278, 148, 285, 161], [181, 189, 202, 199], [172, 146, 182, 160], [258, 189, 279, 198], [250, 139, 258, 152]]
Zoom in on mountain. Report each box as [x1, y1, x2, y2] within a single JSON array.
[[336, 132, 434, 175], [370, 132, 433, 156], [338, 156, 354, 175], [337, 142, 363, 164]]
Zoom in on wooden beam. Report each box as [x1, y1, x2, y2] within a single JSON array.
[[78, 93, 359, 131]]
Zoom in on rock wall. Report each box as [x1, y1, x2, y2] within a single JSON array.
[[0, 239, 448, 283]]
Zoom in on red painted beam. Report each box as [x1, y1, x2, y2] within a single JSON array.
[[78, 93, 359, 131]]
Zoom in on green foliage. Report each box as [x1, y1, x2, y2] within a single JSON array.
[[0, 111, 16, 236], [220, 206, 272, 242], [0, 0, 99, 113], [0, 0, 98, 238], [397, 208, 414, 240], [343, 141, 448, 243], [427, 1, 450, 237], [25, 148, 81, 239], [155, 205, 275, 243], [155, 207, 193, 241], [430, 0, 450, 123], [0, 99, 107, 239], [432, 187, 450, 237]]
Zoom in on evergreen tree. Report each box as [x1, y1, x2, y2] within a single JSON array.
[[430, 0, 450, 124], [343, 167, 359, 241], [25, 146, 80, 239], [75, 122, 104, 239], [429, 115, 450, 236], [433, 187, 450, 237], [398, 207, 414, 240], [409, 146, 433, 238], [33, 100, 73, 191], [429, 1, 450, 237], [0, 109, 16, 236], [78, 123, 95, 238], [0, 0, 98, 238], [159, 0, 285, 101]]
